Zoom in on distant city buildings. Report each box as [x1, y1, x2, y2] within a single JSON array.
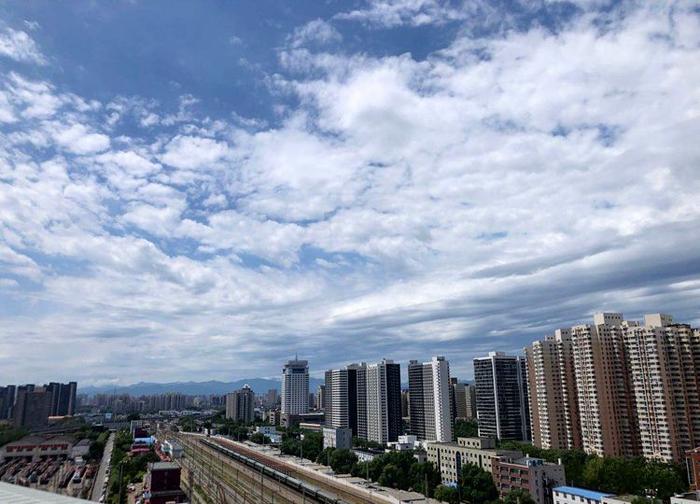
[[225, 384, 255, 423], [281, 358, 309, 415], [474, 352, 530, 441]]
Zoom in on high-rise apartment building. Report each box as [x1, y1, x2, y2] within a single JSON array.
[[623, 314, 700, 462], [474, 352, 530, 441], [13, 387, 52, 429], [571, 313, 640, 457], [225, 385, 255, 423], [46, 382, 77, 416], [0, 385, 16, 420], [365, 359, 401, 444], [525, 329, 581, 450], [453, 382, 477, 420], [281, 358, 309, 415], [408, 357, 453, 442], [316, 385, 326, 412], [324, 365, 360, 436]]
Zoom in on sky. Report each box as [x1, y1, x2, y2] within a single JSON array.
[[0, 0, 699, 387]]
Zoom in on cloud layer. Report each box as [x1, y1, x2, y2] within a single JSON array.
[[1, 1, 699, 386]]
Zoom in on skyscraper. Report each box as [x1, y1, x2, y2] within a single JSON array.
[[316, 385, 326, 412], [324, 364, 361, 436], [45, 381, 78, 416], [365, 359, 401, 444], [13, 387, 52, 429], [571, 313, 640, 457], [525, 329, 581, 450], [225, 385, 255, 423], [473, 352, 530, 441], [0, 385, 16, 420], [623, 314, 700, 462], [281, 358, 309, 415], [408, 356, 453, 441], [453, 382, 477, 420]]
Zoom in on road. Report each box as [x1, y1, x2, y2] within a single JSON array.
[[91, 432, 114, 502]]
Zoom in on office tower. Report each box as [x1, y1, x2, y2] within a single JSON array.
[[14, 387, 52, 429], [571, 313, 640, 457], [408, 356, 453, 442], [365, 359, 401, 444], [464, 383, 478, 419], [324, 365, 360, 436], [225, 385, 255, 422], [316, 385, 326, 412], [473, 352, 530, 441], [623, 314, 700, 462], [525, 329, 581, 450], [281, 358, 309, 415], [0, 385, 16, 420]]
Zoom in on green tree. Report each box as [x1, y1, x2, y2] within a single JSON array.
[[503, 488, 536, 504], [379, 463, 403, 488], [643, 461, 687, 502], [410, 461, 442, 496], [460, 463, 498, 504], [454, 419, 479, 438], [434, 485, 460, 503], [330, 449, 358, 474]]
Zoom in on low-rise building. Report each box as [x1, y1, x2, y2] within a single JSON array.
[[554, 486, 613, 504], [492, 456, 565, 504], [0, 435, 74, 462], [323, 427, 352, 450], [426, 437, 522, 484], [144, 461, 187, 504]]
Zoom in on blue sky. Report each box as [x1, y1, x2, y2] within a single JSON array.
[[0, 0, 699, 386]]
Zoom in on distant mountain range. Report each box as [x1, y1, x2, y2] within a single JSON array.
[[78, 378, 325, 397]]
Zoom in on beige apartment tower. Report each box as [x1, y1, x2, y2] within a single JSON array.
[[623, 314, 700, 462], [571, 313, 641, 457], [525, 328, 581, 450]]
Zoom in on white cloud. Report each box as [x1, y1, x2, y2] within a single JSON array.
[[52, 123, 111, 154], [160, 135, 231, 169], [289, 19, 342, 48], [0, 28, 46, 64], [335, 0, 468, 28]]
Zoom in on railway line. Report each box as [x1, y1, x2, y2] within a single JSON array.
[[173, 432, 331, 504], [206, 436, 394, 504]]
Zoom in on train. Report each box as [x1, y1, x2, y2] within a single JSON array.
[[200, 438, 348, 504]]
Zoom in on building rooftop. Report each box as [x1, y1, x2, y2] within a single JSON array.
[[555, 486, 613, 502], [150, 461, 180, 470], [0, 482, 88, 503]]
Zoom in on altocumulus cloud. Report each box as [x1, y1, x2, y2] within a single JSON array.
[[0, 1, 699, 385]]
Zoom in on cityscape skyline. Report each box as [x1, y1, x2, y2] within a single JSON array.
[[1, 1, 699, 386]]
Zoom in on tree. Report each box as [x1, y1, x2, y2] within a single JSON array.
[[504, 488, 536, 504], [330, 449, 358, 474], [643, 461, 687, 502], [379, 463, 403, 488], [410, 461, 442, 497], [434, 485, 460, 504], [460, 463, 498, 504], [454, 419, 478, 438]]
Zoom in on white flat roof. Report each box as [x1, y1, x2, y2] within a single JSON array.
[[0, 482, 89, 503]]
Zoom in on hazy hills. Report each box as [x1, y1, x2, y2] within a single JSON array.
[[78, 378, 325, 396]]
